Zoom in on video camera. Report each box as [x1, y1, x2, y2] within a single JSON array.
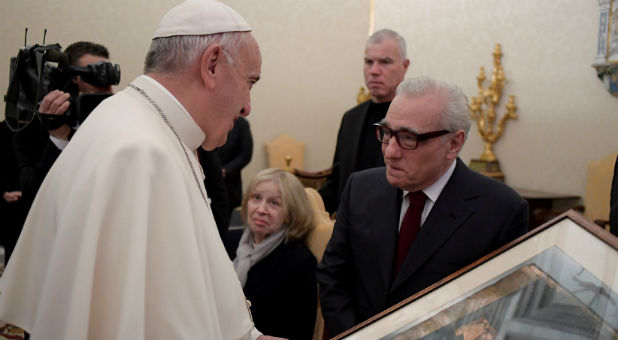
[[4, 34, 120, 132]]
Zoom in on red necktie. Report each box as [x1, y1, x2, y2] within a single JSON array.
[[394, 191, 427, 276]]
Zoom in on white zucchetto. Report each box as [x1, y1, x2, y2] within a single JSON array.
[[153, 0, 251, 39]]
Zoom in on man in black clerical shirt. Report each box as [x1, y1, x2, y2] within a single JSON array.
[[319, 29, 409, 214]]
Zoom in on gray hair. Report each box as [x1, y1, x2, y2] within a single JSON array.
[[367, 29, 407, 60], [143, 31, 250, 75], [396, 77, 471, 136]]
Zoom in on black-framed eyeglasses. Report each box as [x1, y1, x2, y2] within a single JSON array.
[[374, 123, 451, 150]]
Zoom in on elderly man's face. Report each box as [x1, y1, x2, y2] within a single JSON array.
[[364, 38, 409, 103], [203, 35, 262, 150], [381, 92, 458, 192]]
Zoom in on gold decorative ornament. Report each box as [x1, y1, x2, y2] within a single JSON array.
[[357, 86, 372, 104], [355, 0, 376, 105], [284, 155, 293, 173], [468, 44, 518, 182], [368, 0, 375, 37]]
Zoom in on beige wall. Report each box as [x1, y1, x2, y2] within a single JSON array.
[[0, 0, 369, 195], [375, 0, 618, 198], [1, 0, 616, 201], [223, 0, 370, 186]]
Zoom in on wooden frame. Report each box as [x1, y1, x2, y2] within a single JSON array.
[[293, 167, 332, 190], [335, 210, 618, 339]]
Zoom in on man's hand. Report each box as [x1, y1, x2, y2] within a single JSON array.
[[39, 90, 72, 140], [2, 191, 22, 203], [40, 90, 71, 115]]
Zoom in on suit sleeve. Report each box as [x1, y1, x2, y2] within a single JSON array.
[[316, 177, 358, 336], [221, 118, 253, 176], [14, 131, 63, 203], [495, 192, 529, 247], [319, 114, 346, 214], [199, 148, 230, 236]]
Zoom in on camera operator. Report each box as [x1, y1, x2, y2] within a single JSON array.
[[12, 41, 115, 212], [41, 42, 113, 142]]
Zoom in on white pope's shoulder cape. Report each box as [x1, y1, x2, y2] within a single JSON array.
[[0, 76, 257, 339]]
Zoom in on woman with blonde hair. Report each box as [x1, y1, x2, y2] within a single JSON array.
[[232, 168, 317, 339]]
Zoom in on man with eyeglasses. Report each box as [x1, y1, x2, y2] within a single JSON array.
[[317, 76, 528, 337], [319, 29, 410, 214]]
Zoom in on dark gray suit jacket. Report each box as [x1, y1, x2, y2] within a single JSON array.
[[319, 100, 385, 213], [317, 158, 529, 336], [216, 116, 253, 212]]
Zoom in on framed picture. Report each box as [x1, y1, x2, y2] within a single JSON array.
[[336, 210, 618, 340]]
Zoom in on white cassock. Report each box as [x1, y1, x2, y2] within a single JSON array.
[[0, 75, 260, 339]]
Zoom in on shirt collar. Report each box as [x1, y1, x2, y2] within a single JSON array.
[[134, 75, 205, 152], [403, 159, 457, 203]]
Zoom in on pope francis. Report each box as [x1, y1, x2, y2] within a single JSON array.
[[0, 0, 271, 339]]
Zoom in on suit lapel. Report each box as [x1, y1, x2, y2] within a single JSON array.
[[372, 183, 402, 292], [389, 159, 479, 292]]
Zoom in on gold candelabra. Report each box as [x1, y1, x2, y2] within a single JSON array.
[[468, 44, 518, 181], [357, 86, 372, 104]]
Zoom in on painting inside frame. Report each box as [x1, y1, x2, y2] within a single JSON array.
[[340, 211, 618, 340], [384, 247, 618, 340]]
